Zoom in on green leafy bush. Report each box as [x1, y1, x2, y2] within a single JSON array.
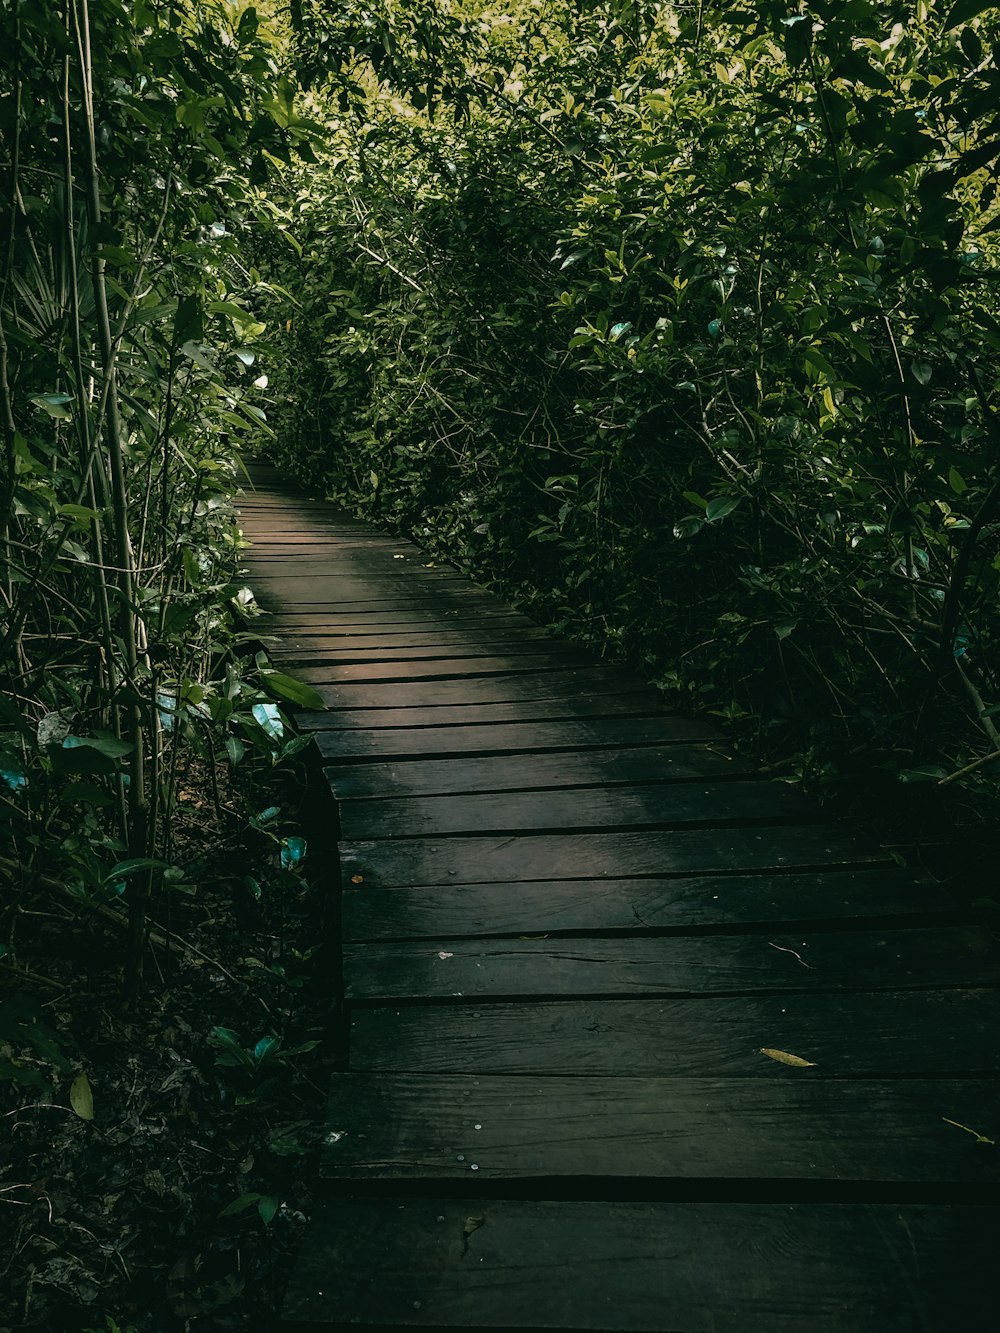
[[265, 0, 1000, 819]]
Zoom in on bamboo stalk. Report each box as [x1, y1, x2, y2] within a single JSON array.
[[73, 0, 151, 993]]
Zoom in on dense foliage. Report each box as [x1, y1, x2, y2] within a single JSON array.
[[267, 0, 1000, 832], [0, 0, 320, 987], [1, 4, 330, 1326], [4, 0, 1000, 1324]]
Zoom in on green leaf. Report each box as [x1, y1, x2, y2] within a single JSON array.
[[173, 294, 203, 347], [70, 1071, 94, 1121], [944, 1, 996, 30], [219, 1192, 262, 1218], [180, 340, 217, 372], [802, 346, 836, 381], [253, 1035, 281, 1062], [705, 495, 741, 522], [105, 857, 170, 883], [30, 393, 73, 420], [258, 1196, 280, 1225], [261, 672, 328, 710], [948, 468, 968, 495], [912, 361, 932, 385], [62, 735, 133, 758], [57, 503, 101, 524]]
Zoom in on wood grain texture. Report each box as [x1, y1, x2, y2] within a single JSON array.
[[307, 696, 667, 732], [341, 869, 949, 940], [250, 585, 508, 612], [349, 989, 1000, 1075], [336, 779, 814, 839], [268, 634, 576, 665], [319, 1073, 1000, 1184], [265, 609, 533, 631], [267, 650, 586, 680], [283, 1197, 998, 1331], [308, 715, 722, 758], [326, 745, 753, 799], [267, 627, 556, 651], [294, 664, 656, 708], [339, 826, 888, 887], [251, 593, 508, 615], [343, 927, 999, 999], [244, 558, 461, 582]]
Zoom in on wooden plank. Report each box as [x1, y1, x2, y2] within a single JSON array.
[[294, 665, 652, 708], [251, 591, 513, 614], [250, 583, 494, 605], [339, 826, 888, 888], [245, 558, 460, 581], [248, 576, 471, 606], [240, 517, 373, 536], [307, 696, 671, 731], [269, 650, 585, 680], [348, 988, 1000, 1076], [337, 779, 814, 839], [269, 635, 575, 665], [319, 1073, 1000, 1184], [269, 624, 556, 647], [342, 869, 949, 940], [308, 715, 719, 758], [326, 745, 753, 799], [242, 525, 410, 541], [265, 609, 532, 630], [247, 545, 418, 559], [344, 927, 999, 1000], [283, 1197, 998, 1331]]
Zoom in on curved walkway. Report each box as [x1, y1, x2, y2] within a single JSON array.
[[238, 461, 999, 1333]]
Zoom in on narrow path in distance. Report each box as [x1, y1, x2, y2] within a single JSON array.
[[237, 460, 999, 1333]]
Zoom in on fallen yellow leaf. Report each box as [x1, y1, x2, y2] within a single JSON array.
[[70, 1072, 94, 1120], [759, 1047, 817, 1068], [350, 874, 364, 884]]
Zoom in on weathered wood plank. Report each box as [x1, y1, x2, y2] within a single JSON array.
[[337, 779, 814, 839], [295, 665, 652, 708], [268, 651, 585, 680], [344, 927, 999, 1000], [246, 558, 460, 582], [308, 715, 720, 757], [249, 577, 471, 607], [267, 621, 556, 645], [269, 635, 575, 665], [265, 609, 532, 630], [283, 1197, 998, 1331], [319, 1073, 1000, 1184], [251, 587, 507, 611], [339, 826, 888, 887], [349, 988, 1000, 1075], [245, 542, 412, 556], [308, 696, 670, 732], [341, 869, 948, 940], [326, 745, 753, 799]]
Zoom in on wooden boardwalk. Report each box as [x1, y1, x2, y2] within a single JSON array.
[[237, 462, 1000, 1332]]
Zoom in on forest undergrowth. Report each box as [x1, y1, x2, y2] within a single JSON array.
[[265, 0, 1000, 887], [2, 737, 335, 1332]]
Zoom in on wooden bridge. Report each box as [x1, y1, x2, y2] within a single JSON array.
[[237, 461, 999, 1332]]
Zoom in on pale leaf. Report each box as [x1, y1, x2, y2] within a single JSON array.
[[70, 1072, 94, 1120], [759, 1047, 817, 1068]]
